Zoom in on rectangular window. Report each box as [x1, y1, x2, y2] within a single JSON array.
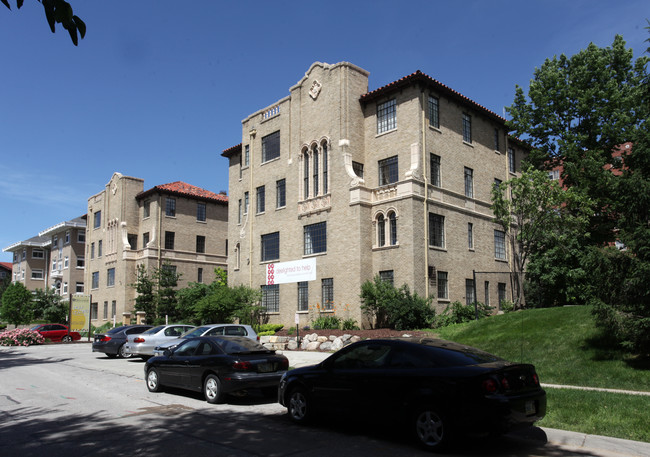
[[238, 199, 242, 224], [261, 232, 280, 262], [321, 278, 334, 310], [53, 236, 58, 249], [196, 235, 206, 253], [64, 256, 69, 269], [379, 270, 394, 286], [304, 222, 327, 255], [484, 281, 490, 306], [76, 282, 84, 293], [256, 185, 265, 214], [78, 231, 85, 243], [494, 128, 500, 151], [198, 267, 203, 283], [508, 147, 515, 173], [98, 240, 103, 257], [93, 211, 101, 229], [297, 281, 308, 311], [165, 231, 175, 250], [428, 213, 445, 248], [197, 202, 206, 222], [65, 231, 70, 244], [276, 179, 286, 208], [143, 200, 151, 218], [437, 271, 448, 299], [32, 249, 44, 259], [244, 192, 249, 214], [107, 268, 115, 287], [52, 259, 57, 271], [494, 230, 506, 260], [244, 144, 250, 166], [261, 284, 280, 312], [377, 99, 396, 133], [468, 223, 474, 249], [464, 167, 474, 198], [498, 282, 507, 306], [31, 269, 44, 280], [378, 156, 398, 186], [128, 234, 137, 250], [142, 232, 150, 248], [462, 113, 472, 143], [548, 169, 560, 180], [466, 279, 475, 306], [91, 303, 98, 320], [262, 131, 281, 162], [352, 161, 364, 179], [428, 95, 439, 128], [76, 257, 85, 269], [430, 154, 441, 187], [111, 301, 116, 318], [91, 271, 99, 289], [165, 198, 176, 217], [103, 301, 108, 319]]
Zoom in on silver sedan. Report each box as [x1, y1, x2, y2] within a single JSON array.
[[124, 324, 195, 360]]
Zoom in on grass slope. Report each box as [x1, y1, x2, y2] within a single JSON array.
[[430, 306, 650, 442]]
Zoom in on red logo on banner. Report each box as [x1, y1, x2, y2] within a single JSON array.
[[267, 264, 275, 285]]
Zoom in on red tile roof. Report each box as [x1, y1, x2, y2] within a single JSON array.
[[137, 181, 228, 203], [0, 262, 12, 271], [221, 143, 242, 158]]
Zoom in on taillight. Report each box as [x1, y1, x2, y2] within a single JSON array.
[[501, 376, 511, 391], [232, 361, 252, 371], [134, 337, 145, 343], [279, 359, 289, 370], [482, 378, 498, 393], [100, 336, 112, 342], [533, 373, 540, 386]]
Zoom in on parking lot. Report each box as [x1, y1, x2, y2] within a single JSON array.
[[0, 342, 642, 457]]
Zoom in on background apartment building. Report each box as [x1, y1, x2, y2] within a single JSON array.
[[86, 173, 228, 326], [223, 61, 527, 329], [39, 216, 87, 297], [3, 235, 51, 290]]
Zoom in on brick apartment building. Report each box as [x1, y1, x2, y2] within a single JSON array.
[[86, 172, 228, 325], [222, 61, 527, 329]]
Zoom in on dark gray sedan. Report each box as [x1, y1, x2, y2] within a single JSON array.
[[92, 324, 153, 358]]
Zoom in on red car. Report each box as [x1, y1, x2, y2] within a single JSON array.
[[31, 324, 81, 343]]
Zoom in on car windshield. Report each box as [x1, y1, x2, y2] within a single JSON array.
[[30, 325, 41, 331], [213, 337, 268, 355], [142, 325, 166, 335], [107, 326, 126, 334]]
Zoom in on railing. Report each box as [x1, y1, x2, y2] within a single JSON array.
[[263, 104, 280, 120]]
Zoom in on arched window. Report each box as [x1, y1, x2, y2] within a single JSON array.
[[303, 149, 309, 199], [313, 144, 319, 196], [235, 243, 241, 270], [388, 211, 397, 245], [377, 214, 386, 246], [322, 141, 328, 194], [300, 139, 330, 202]]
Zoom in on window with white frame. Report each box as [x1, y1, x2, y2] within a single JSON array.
[[76, 282, 84, 293], [53, 236, 58, 248], [32, 248, 44, 259], [261, 284, 279, 312], [262, 131, 280, 162], [304, 222, 326, 255], [65, 231, 70, 244], [31, 269, 44, 280], [78, 231, 85, 243], [64, 256, 69, 269], [377, 99, 396, 134], [76, 256, 85, 269], [63, 282, 68, 294], [494, 230, 506, 260], [429, 213, 445, 248], [378, 156, 398, 186]]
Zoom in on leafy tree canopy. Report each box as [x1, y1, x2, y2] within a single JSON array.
[[2, 0, 85, 45], [1, 282, 34, 326]]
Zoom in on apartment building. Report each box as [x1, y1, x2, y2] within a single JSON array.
[[3, 235, 51, 290], [86, 172, 228, 325], [222, 61, 527, 329], [0, 262, 11, 281]]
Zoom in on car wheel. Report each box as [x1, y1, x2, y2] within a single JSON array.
[[106, 353, 118, 359], [287, 387, 311, 423], [118, 344, 133, 359], [204, 374, 223, 404], [61, 335, 72, 343], [146, 368, 163, 392], [413, 406, 450, 451]]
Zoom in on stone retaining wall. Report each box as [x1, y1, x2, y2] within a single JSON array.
[[260, 333, 362, 352]]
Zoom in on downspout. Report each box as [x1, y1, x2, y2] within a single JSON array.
[[421, 90, 430, 298], [248, 128, 257, 288], [157, 194, 162, 271]]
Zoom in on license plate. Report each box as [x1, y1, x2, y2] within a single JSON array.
[[525, 401, 535, 415], [258, 363, 273, 373]]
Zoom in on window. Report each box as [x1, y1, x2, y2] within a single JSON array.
[[437, 271, 448, 299], [78, 231, 85, 243], [143, 200, 151, 218], [462, 113, 472, 143], [303, 151, 309, 199], [377, 99, 396, 133], [52, 259, 57, 271], [238, 199, 242, 223], [262, 131, 280, 162], [197, 267, 203, 283], [261, 284, 279, 312], [498, 282, 507, 306], [322, 142, 328, 194], [430, 154, 441, 187], [107, 268, 115, 287], [165, 231, 175, 250], [165, 198, 176, 217], [304, 222, 326, 255], [244, 192, 249, 214], [377, 214, 385, 246], [197, 202, 206, 222], [464, 167, 474, 198], [90, 242, 95, 259], [91, 271, 99, 289], [65, 231, 70, 244], [508, 147, 515, 173], [244, 144, 250, 166], [298, 281, 308, 311], [429, 213, 445, 248], [103, 301, 108, 319], [64, 282, 69, 294], [484, 281, 490, 306], [142, 232, 150, 248], [261, 232, 280, 262], [64, 256, 69, 269], [494, 178, 502, 189], [256, 185, 265, 214], [93, 211, 101, 229], [353, 161, 364, 179], [76, 282, 84, 293], [91, 302, 98, 320], [76, 257, 85, 269], [98, 240, 103, 257], [128, 234, 137, 250], [276, 179, 286, 208], [468, 223, 474, 249], [53, 236, 59, 249], [32, 248, 44, 259], [31, 269, 44, 280], [428, 95, 439, 128], [494, 128, 500, 151], [379, 270, 394, 285], [389, 212, 397, 245], [466, 279, 475, 306], [312, 145, 319, 196], [378, 156, 398, 186], [322, 278, 334, 310], [494, 230, 506, 260], [196, 235, 206, 253], [548, 169, 560, 181]]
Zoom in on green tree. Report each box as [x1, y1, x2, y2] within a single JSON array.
[[132, 264, 156, 321], [32, 288, 67, 322], [1, 282, 34, 326], [2, 0, 85, 45], [491, 167, 592, 308], [154, 263, 182, 323]]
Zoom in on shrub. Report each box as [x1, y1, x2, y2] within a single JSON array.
[[436, 301, 491, 328], [312, 315, 341, 330], [0, 328, 45, 346], [341, 318, 360, 330], [256, 323, 284, 333], [499, 300, 515, 313]]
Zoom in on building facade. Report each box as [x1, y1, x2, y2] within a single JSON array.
[[222, 61, 527, 329], [3, 235, 51, 290], [86, 173, 228, 325]]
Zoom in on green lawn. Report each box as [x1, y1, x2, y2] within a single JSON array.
[[429, 306, 650, 442]]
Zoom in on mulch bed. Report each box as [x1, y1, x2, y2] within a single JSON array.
[[273, 328, 435, 339]]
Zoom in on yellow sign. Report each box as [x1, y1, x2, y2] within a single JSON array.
[[70, 295, 90, 332]]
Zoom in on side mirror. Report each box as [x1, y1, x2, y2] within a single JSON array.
[[164, 348, 172, 357]]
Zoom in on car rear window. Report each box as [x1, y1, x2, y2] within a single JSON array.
[[107, 326, 125, 334], [213, 337, 268, 354], [422, 345, 503, 366], [184, 326, 211, 338], [143, 326, 165, 335]]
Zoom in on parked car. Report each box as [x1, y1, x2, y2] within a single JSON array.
[[278, 337, 547, 451], [145, 335, 289, 403], [92, 325, 153, 358], [152, 324, 258, 356], [30, 324, 81, 343], [124, 324, 195, 360]]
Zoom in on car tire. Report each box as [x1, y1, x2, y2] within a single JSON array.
[[413, 406, 451, 451], [146, 368, 163, 392], [106, 353, 118, 359], [204, 374, 224, 404], [61, 335, 72, 343], [287, 387, 311, 423], [118, 344, 133, 359]]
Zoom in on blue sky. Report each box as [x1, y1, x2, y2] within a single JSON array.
[[1, 0, 648, 262]]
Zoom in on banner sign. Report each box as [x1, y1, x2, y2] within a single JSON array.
[[266, 258, 316, 285], [70, 295, 91, 333]]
